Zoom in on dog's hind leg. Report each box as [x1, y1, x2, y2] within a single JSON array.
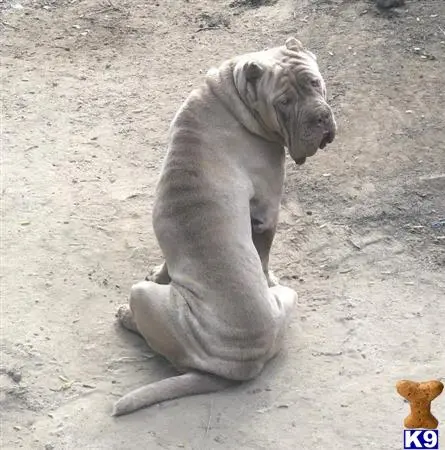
[[114, 280, 237, 416], [125, 281, 182, 358]]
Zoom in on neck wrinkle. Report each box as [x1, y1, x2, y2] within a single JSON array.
[[205, 61, 283, 145]]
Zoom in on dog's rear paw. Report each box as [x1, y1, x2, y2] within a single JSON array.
[[145, 263, 171, 284], [116, 304, 139, 334], [144, 268, 155, 281]]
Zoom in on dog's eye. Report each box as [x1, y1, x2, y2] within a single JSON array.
[[310, 79, 321, 88]]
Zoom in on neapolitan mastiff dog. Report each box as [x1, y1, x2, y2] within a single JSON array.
[[113, 37, 336, 416]]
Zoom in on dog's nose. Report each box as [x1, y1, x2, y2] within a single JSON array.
[[313, 107, 335, 132], [319, 107, 336, 141], [317, 110, 331, 128]]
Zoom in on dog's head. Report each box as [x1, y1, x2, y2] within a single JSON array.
[[233, 37, 336, 165]]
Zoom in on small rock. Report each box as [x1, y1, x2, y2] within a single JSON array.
[[8, 369, 22, 383], [45, 444, 55, 450]]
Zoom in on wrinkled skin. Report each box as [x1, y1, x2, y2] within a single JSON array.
[[232, 37, 336, 165]]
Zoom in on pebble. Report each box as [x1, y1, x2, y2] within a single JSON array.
[[8, 369, 22, 383]]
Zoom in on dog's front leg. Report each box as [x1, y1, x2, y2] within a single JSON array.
[[251, 219, 279, 287]]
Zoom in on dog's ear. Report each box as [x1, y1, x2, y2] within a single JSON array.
[[244, 61, 264, 82], [242, 61, 264, 104], [285, 36, 304, 51]]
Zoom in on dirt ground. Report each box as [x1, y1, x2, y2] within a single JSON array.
[[1, 0, 444, 448]]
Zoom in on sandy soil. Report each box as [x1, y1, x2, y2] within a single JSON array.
[[1, 0, 444, 448]]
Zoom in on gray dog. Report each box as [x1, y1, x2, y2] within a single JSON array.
[[113, 37, 336, 416]]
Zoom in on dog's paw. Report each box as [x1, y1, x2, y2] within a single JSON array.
[[266, 270, 280, 287], [145, 263, 171, 284], [116, 304, 130, 323], [144, 267, 157, 282], [116, 304, 139, 333]]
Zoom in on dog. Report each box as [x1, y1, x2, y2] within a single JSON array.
[[113, 37, 336, 416]]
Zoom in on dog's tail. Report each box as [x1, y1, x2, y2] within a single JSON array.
[[112, 371, 236, 417]]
